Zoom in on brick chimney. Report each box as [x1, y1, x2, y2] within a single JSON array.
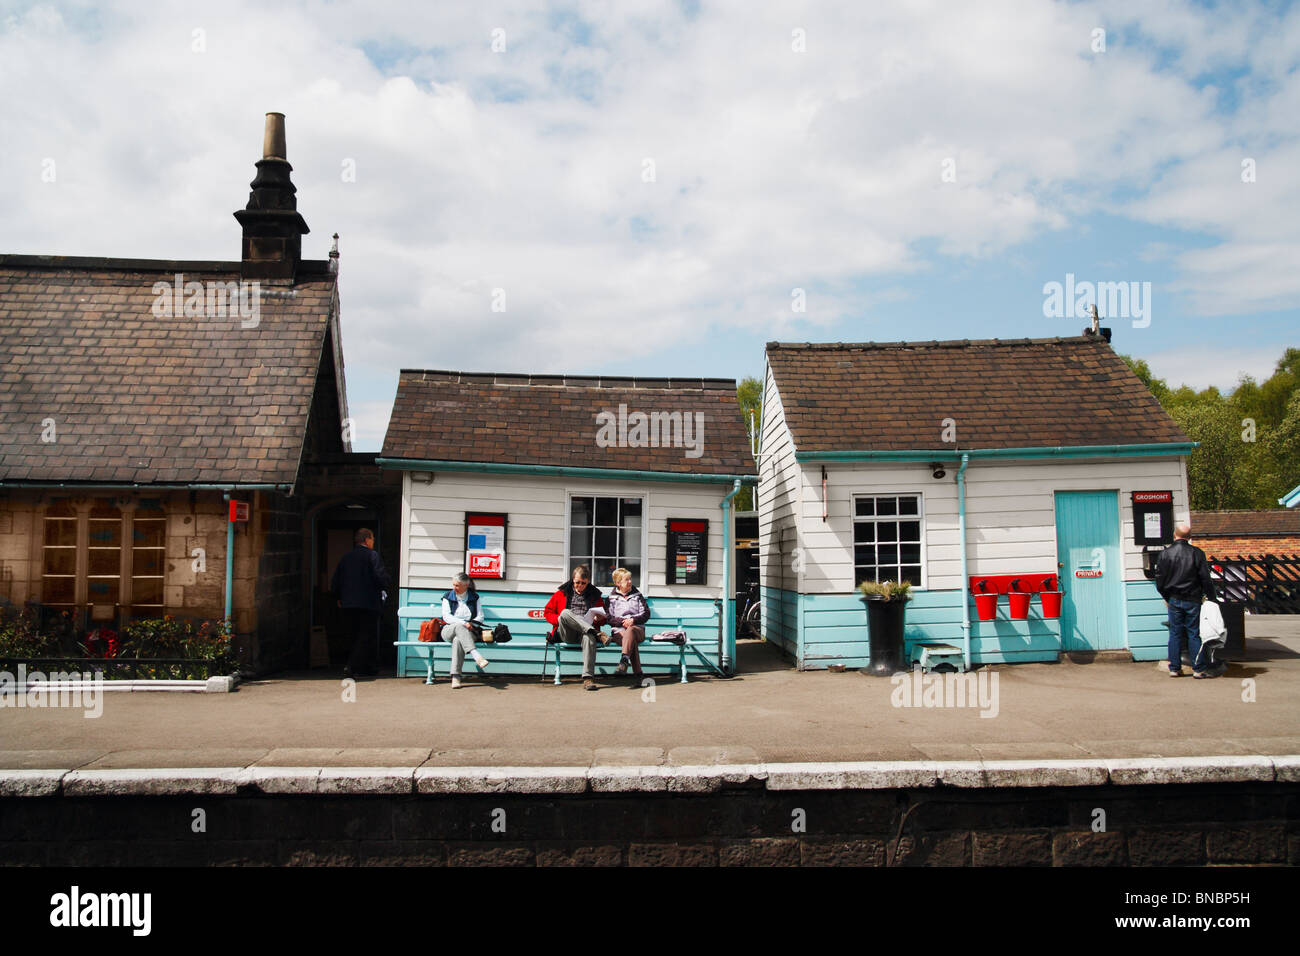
[[233, 112, 310, 280]]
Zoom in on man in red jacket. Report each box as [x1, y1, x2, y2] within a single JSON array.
[[544, 564, 608, 691]]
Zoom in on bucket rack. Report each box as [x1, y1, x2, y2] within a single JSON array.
[[970, 573, 1061, 621]]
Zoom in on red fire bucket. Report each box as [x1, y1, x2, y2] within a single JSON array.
[[1040, 591, 1063, 619], [974, 592, 998, 621], [1008, 591, 1031, 619]]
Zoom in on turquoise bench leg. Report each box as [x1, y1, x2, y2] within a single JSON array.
[[425, 645, 435, 685], [679, 644, 687, 683], [553, 644, 562, 686]]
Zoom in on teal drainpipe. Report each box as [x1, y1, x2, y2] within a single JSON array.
[[223, 493, 234, 622], [957, 454, 971, 671], [720, 479, 742, 675]]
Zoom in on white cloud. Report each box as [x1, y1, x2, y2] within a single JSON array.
[[1, 0, 1295, 410]]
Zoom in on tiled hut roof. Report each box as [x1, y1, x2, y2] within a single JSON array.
[[1191, 510, 1300, 537], [382, 370, 756, 477], [0, 256, 338, 486], [766, 337, 1190, 453]]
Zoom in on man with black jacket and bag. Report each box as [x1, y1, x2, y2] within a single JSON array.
[[1154, 522, 1217, 678], [331, 528, 393, 678]]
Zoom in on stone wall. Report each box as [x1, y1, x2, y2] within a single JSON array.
[[2, 783, 1295, 866]]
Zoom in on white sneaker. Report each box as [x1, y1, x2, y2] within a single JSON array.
[[474, 655, 490, 670], [450, 676, 462, 689]]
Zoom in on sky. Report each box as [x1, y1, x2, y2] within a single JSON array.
[[2, 0, 1297, 451]]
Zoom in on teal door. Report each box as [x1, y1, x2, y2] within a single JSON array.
[[1054, 491, 1126, 651]]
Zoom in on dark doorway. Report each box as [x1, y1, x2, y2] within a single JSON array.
[[312, 503, 380, 669]]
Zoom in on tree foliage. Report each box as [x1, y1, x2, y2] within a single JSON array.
[[1122, 348, 1299, 510], [734, 375, 762, 511]]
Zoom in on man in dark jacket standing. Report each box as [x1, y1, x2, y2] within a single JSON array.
[[331, 528, 392, 678], [1154, 522, 1217, 678]]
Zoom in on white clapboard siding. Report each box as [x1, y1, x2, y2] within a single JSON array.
[[757, 363, 801, 594], [400, 469, 733, 600], [790, 456, 1188, 593]]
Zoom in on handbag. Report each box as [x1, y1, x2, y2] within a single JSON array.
[[492, 623, 513, 644], [418, 618, 443, 642]]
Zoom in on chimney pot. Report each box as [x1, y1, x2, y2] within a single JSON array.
[[263, 112, 287, 161]]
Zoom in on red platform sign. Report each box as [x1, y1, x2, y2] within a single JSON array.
[[228, 500, 249, 523]]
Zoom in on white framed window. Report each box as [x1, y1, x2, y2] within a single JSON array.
[[567, 493, 644, 589], [853, 493, 924, 588]]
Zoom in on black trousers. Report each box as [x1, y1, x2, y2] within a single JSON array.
[[342, 607, 380, 673]]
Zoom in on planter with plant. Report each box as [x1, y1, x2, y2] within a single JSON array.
[[858, 579, 913, 676]]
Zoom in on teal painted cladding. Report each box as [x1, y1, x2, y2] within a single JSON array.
[[1125, 579, 1169, 661], [767, 582, 1167, 668], [769, 588, 1063, 669], [396, 587, 722, 677]]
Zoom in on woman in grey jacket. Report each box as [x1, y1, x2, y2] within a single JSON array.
[[605, 567, 650, 678]]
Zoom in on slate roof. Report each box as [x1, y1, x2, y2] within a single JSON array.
[[0, 256, 338, 486], [1191, 510, 1300, 537], [766, 337, 1190, 453], [382, 370, 756, 477]]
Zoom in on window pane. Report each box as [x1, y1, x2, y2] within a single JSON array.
[[44, 548, 75, 575], [876, 497, 897, 517], [877, 544, 898, 566], [570, 497, 593, 525], [43, 577, 75, 604], [592, 561, 617, 588], [571, 554, 592, 573], [622, 562, 641, 584], [133, 519, 166, 547], [620, 527, 641, 556], [901, 566, 922, 586], [88, 549, 119, 575], [87, 578, 119, 603], [899, 496, 919, 515], [570, 528, 591, 556], [88, 519, 121, 547], [133, 550, 165, 575], [44, 518, 77, 547], [132, 577, 164, 605], [854, 545, 874, 567], [620, 498, 642, 521], [855, 566, 877, 586], [594, 497, 618, 525], [877, 522, 897, 542], [853, 522, 875, 543], [594, 527, 617, 555], [855, 498, 874, 517], [900, 544, 921, 564], [899, 520, 920, 542]]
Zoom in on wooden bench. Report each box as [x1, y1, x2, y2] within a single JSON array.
[[394, 601, 722, 685]]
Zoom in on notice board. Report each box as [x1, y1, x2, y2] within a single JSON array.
[[464, 512, 508, 579], [666, 518, 708, 585], [1131, 491, 1174, 546]]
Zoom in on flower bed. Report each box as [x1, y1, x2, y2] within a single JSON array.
[[0, 606, 235, 680]]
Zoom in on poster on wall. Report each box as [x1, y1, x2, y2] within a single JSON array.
[[666, 518, 708, 585], [1131, 491, 1174, 546], [464, 512, 508, 579]]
